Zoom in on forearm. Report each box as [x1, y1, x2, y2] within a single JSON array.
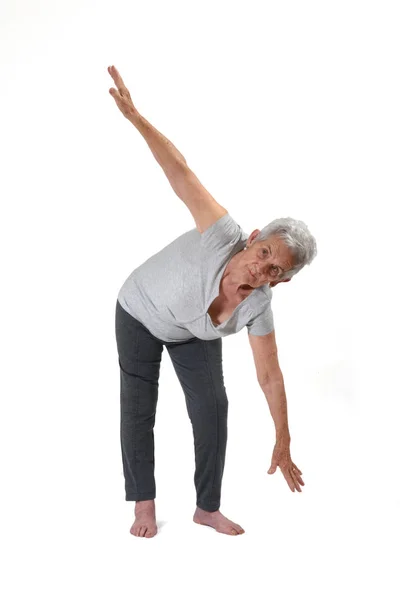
[[129, 113, 187, 175], [260, 376, 291, 441]]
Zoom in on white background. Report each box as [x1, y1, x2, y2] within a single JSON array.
[[1, 0, 399, 598]]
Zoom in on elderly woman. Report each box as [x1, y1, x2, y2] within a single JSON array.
[[110, 66, 317, 538]]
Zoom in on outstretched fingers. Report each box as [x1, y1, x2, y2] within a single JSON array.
[[108, 65, 129, 96], [282, 466, 303, 492]]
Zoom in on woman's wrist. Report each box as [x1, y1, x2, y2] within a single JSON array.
[[130, 113, 187, 169], [276, 427, 291, 443], [128, 110, 143, 128]]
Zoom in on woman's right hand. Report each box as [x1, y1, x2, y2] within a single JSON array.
[[108, 65, 140, 121]]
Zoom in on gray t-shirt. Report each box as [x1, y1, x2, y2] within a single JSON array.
[[117, 212, 274, 342]]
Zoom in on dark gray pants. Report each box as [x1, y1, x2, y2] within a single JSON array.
[[115, 299, 228, 512]]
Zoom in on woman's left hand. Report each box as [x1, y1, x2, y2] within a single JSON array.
[[268, 439, 305, 492]]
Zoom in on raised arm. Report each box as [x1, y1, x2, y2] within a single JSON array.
[[108, 65, 227, 233]]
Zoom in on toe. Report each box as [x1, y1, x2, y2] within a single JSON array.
[[231, 526, 244, 535], [140, 526, 147, 537], [145, 529, 155, 538], [233, 522, 245, 534]]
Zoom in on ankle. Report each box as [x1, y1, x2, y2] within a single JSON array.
[[196, 506, 220, 515], [135, 499, 155, 511]]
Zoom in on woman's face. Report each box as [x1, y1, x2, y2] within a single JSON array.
[[240, 233, 294, 288]]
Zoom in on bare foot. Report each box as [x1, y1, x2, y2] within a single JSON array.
[[130, 499, 157, 538], [193, 507, 245, 535]]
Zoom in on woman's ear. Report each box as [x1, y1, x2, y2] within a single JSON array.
[[248, 230, 261, 246]]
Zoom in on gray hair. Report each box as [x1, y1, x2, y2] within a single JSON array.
[[252, 217, 318, 280]]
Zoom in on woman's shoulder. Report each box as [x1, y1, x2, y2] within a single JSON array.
[[200, 212, 247, 253]]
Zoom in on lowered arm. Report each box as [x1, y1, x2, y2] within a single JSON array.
[[248, 330, 291, 440]]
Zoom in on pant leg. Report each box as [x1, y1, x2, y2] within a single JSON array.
[[165, 335, 228, 512], [115, 300, 164, 501]]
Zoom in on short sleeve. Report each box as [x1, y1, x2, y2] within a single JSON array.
[[246, 305, 275, 336], [200, 213, 244, 252]]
